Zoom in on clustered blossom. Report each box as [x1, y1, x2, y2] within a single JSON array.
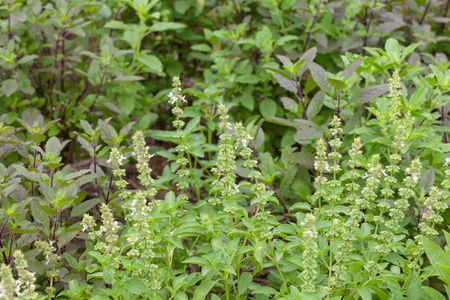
[[167, 76, 187, 105], [127, 191, 156, 260], [419, 185, 448, 238], [387, 69, 402, 120], [168, 77, 190, 202], [300, 213, 318, 293], [83, 204, 120, 258], [0, 263, 16, 299], [107, 147, 126, 166], [132, 131, 157, 199], [313, 138, 328, 209], [34, 240, 60, 296], [107, 147, 129, 198], [210, 104, 238, 212], [13, 251, 38, 300], [360, 154, 383, 212], [34, 240, 60, 266], [334, 137, 364, 279]]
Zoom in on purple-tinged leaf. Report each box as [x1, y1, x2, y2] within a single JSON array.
[[351, 84, 390, 104]]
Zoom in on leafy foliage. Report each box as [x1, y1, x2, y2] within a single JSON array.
[[0, 0, 450, 299]]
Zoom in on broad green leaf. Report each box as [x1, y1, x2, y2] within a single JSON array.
[[138, 54, 164, 76], [125, 278, 149, 294], [421, 236, 450, 278], [328, 78, 347, 90], [401, 43, 420, 62], [422, 286, 446, 300], [283, 151, 315, 169], [71, 198, 101, 217], [17, 55, 39, 65], [357, 286, 372, 300], [406, 275, 421, 300], [306, 91, 324, 119], [385, 38, 402, 60], [281, 97, 298, 112], [297, 292, 321, 300], [259, 99, 277, 116], [192, 280, 216, 300], [103, 267, 115, 284], [409, 87, 427, 107], [3, 79, 19, 97]]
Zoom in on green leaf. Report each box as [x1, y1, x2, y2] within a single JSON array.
[[238, 272, 253, 295], [328, 78, 347, 90], [3, 79, 19, 97], [385, 38, 402, 60], [309, 63, 333, 94], [306, 91, 324, 119], [125, 278, 149, 294], [419, 167, 435, 193], [342, 58, 362, 80], [409, 87, 427, 107], [283, 151, 315, 169], [401, 43, 420, 62], [273, 73, 296, 93], [421, 236, 450, 278], [149, 22, 186, 32], [138, 54, 164, 76], [259, 99, 277, 116], [40, 205, 58, 217], [406, 275, 421, 300], [351, 84, 389, 104], [71, 198, 101, 217], [103, 267, 115, 284], [192, 280, 216, 300], [297, 292, 321, 300], [383, 277, 402, 299], [422, 286, 446, 300], [281, 97, 298, 112], [262, 66, 292, 80], [17, 55, 39, 65], [63, 253, 78, 269], [357, 286, 372, 300]]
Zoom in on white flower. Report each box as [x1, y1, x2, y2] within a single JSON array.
[[382, 169, 387, 176], [130, 207, 136, 216], [444, 157, 450, 167], [0, 282, 6, 298], [106, 158, 111, 164], [15, 279, 21, 296], [412, 174, 419, 183], [304, 230, 314, 238], [49, 240, 55, 246], [45, 254, 50, 265], [82, 223, 89, 232], [99, 226, 106, 233], [182, 95, 187, 103], [361, 173, 368, 179]]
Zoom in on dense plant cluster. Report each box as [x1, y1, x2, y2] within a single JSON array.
[[1, 0, 450, 299]]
